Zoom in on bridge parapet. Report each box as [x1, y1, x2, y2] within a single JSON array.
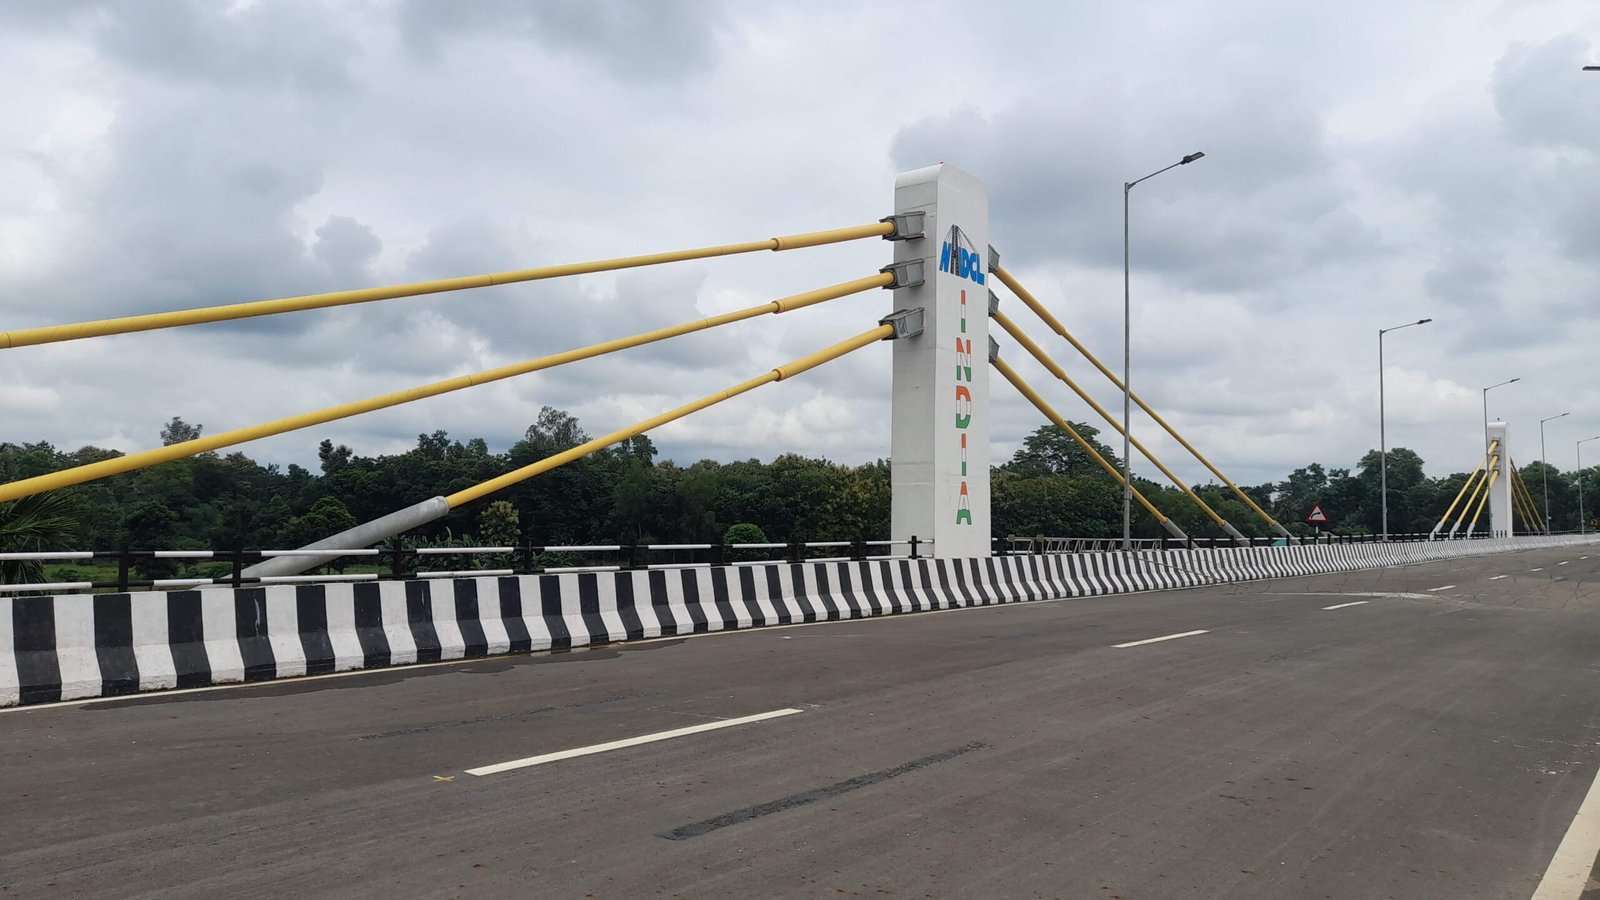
[[5, 533, 1595, 708]]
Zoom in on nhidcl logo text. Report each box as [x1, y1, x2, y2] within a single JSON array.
[[938, 225, 986, 286]]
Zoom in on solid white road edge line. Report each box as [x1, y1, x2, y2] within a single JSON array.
[[1530, 761, 1600, 900], [1113, 629, 1209, 649], [465, 707, 805, 776], [1322, 601, 1369, 610]]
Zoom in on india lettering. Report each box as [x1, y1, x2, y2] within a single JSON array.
[[955, 289, 973, 525]]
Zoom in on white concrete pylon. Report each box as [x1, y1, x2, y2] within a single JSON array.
[[1488, 420, 1513, 537], [888, 164, 992, 557]]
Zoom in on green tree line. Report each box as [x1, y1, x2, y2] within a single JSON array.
[[2, 410, 1595, 573]]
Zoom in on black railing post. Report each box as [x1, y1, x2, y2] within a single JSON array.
[[117, 546, 131, 593], [231, 545, 244, 588], [908, 535, 921, 559], [389, 536, 406, 580], [712, 542, 726, 567]]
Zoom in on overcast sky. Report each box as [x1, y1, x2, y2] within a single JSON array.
[[2, 0, 1598, 489]]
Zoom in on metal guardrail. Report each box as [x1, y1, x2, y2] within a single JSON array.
[[997, 532, 1538, 554], [0, 538, 936, 594], [5, 530, 1580, 594]]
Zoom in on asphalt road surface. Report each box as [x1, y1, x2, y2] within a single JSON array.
[[7, 545, 1600, 899]]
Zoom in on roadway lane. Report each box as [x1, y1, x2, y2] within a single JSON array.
[[5, 544, 1600, 898]]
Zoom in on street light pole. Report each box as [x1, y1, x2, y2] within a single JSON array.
[[1579, 436, 1600, 535], [1540, 412, 1570, 531], [1378, 318, 1432, 540], [1122, 150, 1205, 551], [1482, 377, 1521, 458]]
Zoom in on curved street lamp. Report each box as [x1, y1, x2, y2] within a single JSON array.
[[1482, 378, 1521, 457], [1378, 318, 1433, 540], [1580, 436, 1600, 534], [1121, 151, 1205, 549], [1539, 412, 1570, 530]]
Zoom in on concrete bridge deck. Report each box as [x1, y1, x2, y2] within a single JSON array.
[[6, 545, 1600, 898]]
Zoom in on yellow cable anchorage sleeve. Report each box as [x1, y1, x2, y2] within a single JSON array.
[[1445, 470, 1484, 534], [0, 221, 896, 350], [1465, 464, 1501, 533], [1433, 445, 1491, 535], [1452, 470, 1484, 531], [0, 274, 892, 504], [445, 324, 894, 508], [1518, 480, 1543, 532], [993, 265, 1288, 537], [1450, 451, 1496, 535], [1508, 466, 1533, 530], [1511, 468, 1545, 532], [1518, 468, 1546, 532], [993, 309, 1241, 538], [991, 356, 1176, 528], [1521, 471, 1550, 533]]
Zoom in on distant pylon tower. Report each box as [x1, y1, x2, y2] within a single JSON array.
[[1487, 420, 1513, 537]]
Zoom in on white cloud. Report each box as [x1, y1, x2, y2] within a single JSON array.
[[0, 385, 60, 414], [1, 0, 1599, 492]]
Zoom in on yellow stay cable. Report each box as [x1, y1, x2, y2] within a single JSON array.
[[1433, 445, 1492, 535], [0, 274, 892, 503], [1465, 464, 1501, 533], [0, 222, 895, 349], [993, 265, 1287, 536], [993, 308, 1239, 537], [991, 356, 1177, 529], [446, 324, 894, 508]]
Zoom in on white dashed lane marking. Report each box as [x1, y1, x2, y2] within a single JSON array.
[[1322, 601, 1369, 610], [1113, 630, 1209, 649], [1427, 585, 1457, 592], [465, 708, 805, 776], [1489, 575, 1508, 580]]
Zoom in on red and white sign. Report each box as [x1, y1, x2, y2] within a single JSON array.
[[1304, 503, 1329, 525]]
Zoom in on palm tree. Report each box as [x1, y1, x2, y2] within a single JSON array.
[[0, 492, 81, 583]]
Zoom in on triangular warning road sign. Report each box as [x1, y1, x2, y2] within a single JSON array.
[[1305, 502, 1329, 525]]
